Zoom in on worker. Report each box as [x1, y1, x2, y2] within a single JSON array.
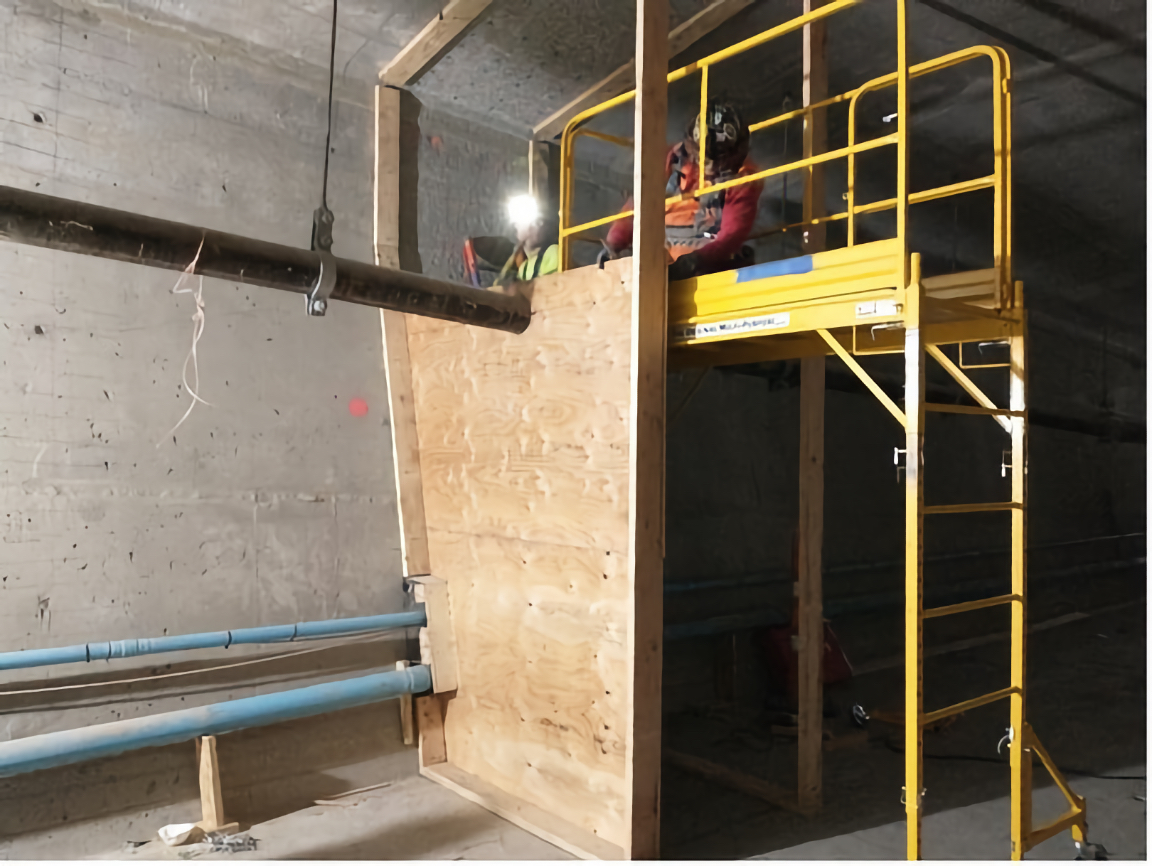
[[503, 194, 560, 283], [601, 99, 763, 281], [465, 195, 559, 289]]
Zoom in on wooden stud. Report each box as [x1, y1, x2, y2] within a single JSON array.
[[533, 0, 755, 141], [379, 0, 493, 88], [625, 0, 669, 859], [195, 736, 238, 835], [408, 575, 459, 693], [375, 80, 446, 770], [416, 694, 448, 768], [797, 0, 829, 816], [663, 749, 810, 815], [423, 762, 624, 860], [397, 660, 415, 746], [374, 85, 401, 271]]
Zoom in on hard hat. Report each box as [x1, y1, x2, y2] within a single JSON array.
[[685, 99, 750, 170], [507, 194, 541, 230]]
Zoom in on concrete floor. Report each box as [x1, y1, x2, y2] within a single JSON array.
[[756, 767, 1147, 861], [10, 765, 1139, 861], [7, 775, 568, 861], [3, 572, 1142, 860]]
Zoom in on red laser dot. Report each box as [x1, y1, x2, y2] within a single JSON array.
[[348, 398, 369, 417]]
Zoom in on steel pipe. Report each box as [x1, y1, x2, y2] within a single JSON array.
[[0, 610, 426, 672], [0, 665, 432, 778], [0, 185, 530, 333]]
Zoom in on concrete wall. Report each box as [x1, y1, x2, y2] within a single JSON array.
[[0, 0, 531, 843]]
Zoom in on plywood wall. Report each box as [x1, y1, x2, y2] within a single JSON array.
[[404, 259, 637, 854]]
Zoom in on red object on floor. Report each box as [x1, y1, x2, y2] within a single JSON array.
[[759, 621, 853, 701]]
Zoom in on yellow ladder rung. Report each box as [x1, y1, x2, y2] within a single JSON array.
[[922, 593, 1020, 619], [923, 501, 1022, 514], [921, 686, 1019, 726], [923, 402, 1023, 417]]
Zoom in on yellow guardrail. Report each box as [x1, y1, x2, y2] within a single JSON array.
[[558, 1, 1013, 307]]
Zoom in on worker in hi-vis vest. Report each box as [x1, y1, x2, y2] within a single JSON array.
[[601, 99, 762, 281], [462, 194, 560, 290], [502, 194, 560, 283]]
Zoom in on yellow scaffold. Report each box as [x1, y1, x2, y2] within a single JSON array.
[[558, 0, 1093, 859]]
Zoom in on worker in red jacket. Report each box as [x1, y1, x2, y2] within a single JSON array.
[[602, 100, 763, 281]]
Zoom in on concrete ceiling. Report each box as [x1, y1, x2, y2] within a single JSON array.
[[92, 0, 1147, 347], [102, 0, 719, 137]]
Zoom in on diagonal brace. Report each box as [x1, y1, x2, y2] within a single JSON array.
[[818, 329, 907, 427], [928, 345, 1012, 432], [1025, 723, 1086, 812]]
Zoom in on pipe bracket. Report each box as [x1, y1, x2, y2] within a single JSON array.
[[308, 250, 337, 316]]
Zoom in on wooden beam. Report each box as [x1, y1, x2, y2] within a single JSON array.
[[374, 86, 401, 270], [410, 575, 460, 693], [532, 0, 755, 141], [625, 0, 668, 858], [375, 83, 446, 768], [195, 736, 238, 835], [397, 660, 415, 746], [664, 749, 810, 815], [379, 0, 493, 88], [423, 762, 624, 860], [415, 694, 448, 767], [796, 0, 829, 815]]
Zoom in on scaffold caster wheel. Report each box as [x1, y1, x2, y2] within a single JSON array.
[[1074, 839, 1109, 861]]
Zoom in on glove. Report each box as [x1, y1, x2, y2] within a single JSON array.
[[667, 252, 701, 282]]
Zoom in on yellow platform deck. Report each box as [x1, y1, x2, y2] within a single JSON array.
[[668, 239, 1021, 369]]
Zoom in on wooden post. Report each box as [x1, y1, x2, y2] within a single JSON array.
[[397, 660, 415, 746], [529, 140, 561, 224], [375, 82, 448, 770], [626, 0, 668, 858], [195, 736, 238, 834], [796, 0, 828, 814]]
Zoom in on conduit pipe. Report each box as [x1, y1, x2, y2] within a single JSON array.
[[0, 610, 426, 672], [0, 665, 432, 778], [0, 185, 531, 333]]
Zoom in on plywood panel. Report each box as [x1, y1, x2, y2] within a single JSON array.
[[405, 258, 640, 853], [407, 263, 632, 553]]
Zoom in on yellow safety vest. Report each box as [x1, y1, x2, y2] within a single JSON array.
[[517, 244, 560, 281]]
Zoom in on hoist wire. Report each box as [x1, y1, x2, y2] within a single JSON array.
[[320, 0, 339, 209]]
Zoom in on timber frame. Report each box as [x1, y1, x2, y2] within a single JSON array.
[[373, 0, 1090, 860]]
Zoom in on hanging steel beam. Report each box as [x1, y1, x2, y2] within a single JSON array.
[[0, 185, 530, 334]]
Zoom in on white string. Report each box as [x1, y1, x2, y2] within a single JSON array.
[[158, 239, 211, 447]]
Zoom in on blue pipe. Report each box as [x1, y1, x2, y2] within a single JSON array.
[[0, 664, 432, 778], [0, 610, 426, 672]]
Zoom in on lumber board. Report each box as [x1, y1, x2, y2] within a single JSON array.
[[409, 575, 459, 693], [374, 86, 401, 270], [379, 0, 493, 87], [397, 661, 415, 746], [533, 0, 755, 140], [195, 736, 237, 834], [406, 258, 647, 854], [423, 762, 624, 861], [375, 84, 446, 766], [416, 694, 448, 767], [625, 0, 669, 858], [796, 0, 829, 814], [663, 749, 808, 815]]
